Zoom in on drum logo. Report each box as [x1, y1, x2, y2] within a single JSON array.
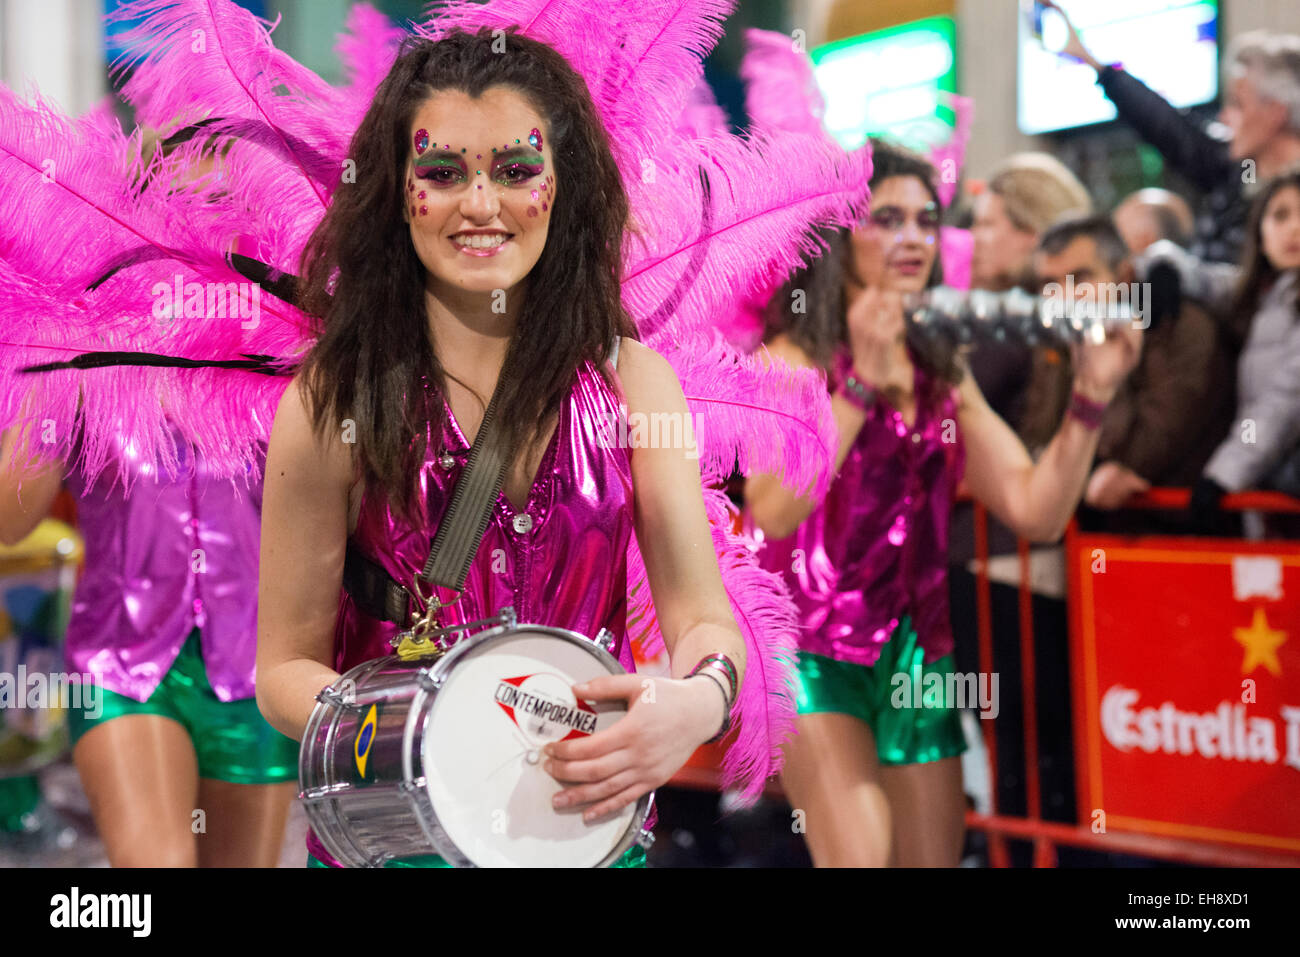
[[354, 703, 379, 779], [495, 674, 597, 743]]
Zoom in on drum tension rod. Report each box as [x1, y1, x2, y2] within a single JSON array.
[[317, 686, 366, 712]]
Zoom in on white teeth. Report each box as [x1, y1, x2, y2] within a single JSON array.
[[452, 234, 508, 249]]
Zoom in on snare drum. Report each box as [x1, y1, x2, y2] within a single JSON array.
[[300, 608, 653, 867]]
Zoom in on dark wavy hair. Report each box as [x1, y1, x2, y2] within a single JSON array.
[[762, 139, 960, 397], [296, 28, 637, 518], [1228, 166, 1300, 347]]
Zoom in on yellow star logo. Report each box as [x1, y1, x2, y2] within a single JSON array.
[[1233, 607, 1287, 677]]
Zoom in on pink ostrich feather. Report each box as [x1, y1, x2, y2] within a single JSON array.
[[111, 0, 350, 224], [334, 3, 408, 136], [712, 289, 766, 352], [930, 93, 974, 208], [0, 86, 310, 485], [627, 486, 798, 804], [741, 28, 828, 140], [0, 260, 296, 490], [675, 75, 729, 139], [941, 226, 973, 290], [337, 3, 407, 102], [418, 0, 734, 172], [659, 330, 836, 498], [624, 129, 872, 344]]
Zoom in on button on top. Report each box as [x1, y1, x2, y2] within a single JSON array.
[[512, 513, 534, 534], [438, 451, 456, 470], [911, 433, 921, 444]]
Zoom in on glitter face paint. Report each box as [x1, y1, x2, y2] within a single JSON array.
[[404, 87, 555, 296], [413, 143, 545, 189]]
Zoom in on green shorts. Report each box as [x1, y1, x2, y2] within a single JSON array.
[[67, 627, 299, 785], [794, 616, 968, 766], [306, 845, 647, 868]]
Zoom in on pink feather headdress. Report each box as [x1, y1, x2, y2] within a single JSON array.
[[1, 0, 879, 801]]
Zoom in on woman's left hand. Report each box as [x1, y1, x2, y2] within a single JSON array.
[[544, 674, 725, 822]]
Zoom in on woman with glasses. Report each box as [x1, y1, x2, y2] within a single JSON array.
[[745, 140, 1143, 866]]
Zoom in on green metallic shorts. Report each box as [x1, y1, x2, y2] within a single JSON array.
[[66, 627, 299, 785], [793, 616, 968, 766], [306, 845, 648, 868]]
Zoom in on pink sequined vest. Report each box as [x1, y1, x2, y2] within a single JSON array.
[[752, 353, 965, 666], [333, 351, 636, 675]]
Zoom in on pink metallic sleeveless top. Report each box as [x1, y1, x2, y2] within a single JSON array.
[[332, 351, 636, 675], [751, 351, 965, 666], [63, 425, 263, 702], [312, 350, 635, 866]]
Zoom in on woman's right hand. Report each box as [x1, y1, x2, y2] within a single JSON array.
[[845, 286, 906, 391]]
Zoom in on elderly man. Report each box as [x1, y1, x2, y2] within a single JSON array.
[[1045, 2, 1300, 265]]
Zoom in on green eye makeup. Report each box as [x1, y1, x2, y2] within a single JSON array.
[[407, 130, 551, 217], [411, 129, 545, 191], [413, 151, 468, 183]]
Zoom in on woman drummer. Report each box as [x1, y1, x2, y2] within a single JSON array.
[[744, 141, 1142, 867], [255, 29, 748, 867]]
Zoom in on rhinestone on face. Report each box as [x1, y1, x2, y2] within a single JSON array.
[[512, 513, 534, 534]]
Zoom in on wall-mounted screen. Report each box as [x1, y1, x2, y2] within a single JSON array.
[[1018, 0, 1219, 135]]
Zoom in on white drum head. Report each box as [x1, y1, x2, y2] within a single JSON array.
[[422, 630, 636, 867]]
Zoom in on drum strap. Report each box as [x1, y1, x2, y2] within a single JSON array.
[[342, 383, 510, 625]]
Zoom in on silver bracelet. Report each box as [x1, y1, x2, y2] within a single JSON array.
[[689, 672, 732, 743]]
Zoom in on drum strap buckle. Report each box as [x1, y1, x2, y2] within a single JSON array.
[[394, 574, 460, 661]]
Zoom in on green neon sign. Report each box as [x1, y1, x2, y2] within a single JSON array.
[[811, 16, 959, 153]]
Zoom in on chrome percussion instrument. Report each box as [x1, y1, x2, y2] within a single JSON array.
[[299, 608, 653, 868]]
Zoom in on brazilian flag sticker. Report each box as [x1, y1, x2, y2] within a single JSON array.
[[354, 703, 379, 782]]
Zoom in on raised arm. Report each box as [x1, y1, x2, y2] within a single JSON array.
[[961, 324, 1143, 542], [1043, 1, 1231, 192], [255, 375, 356, 741]]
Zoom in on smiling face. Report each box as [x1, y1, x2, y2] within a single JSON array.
[[1260, 185, 1300, 272], [404, 86, 554, 299], [848, 175, 941, 294]]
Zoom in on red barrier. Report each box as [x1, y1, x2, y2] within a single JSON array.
[[672, 485, 1300, 867]]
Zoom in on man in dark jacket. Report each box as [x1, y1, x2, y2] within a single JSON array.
[[1044, 3, 1300, 265], [1034, 216, 1236, 507]]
